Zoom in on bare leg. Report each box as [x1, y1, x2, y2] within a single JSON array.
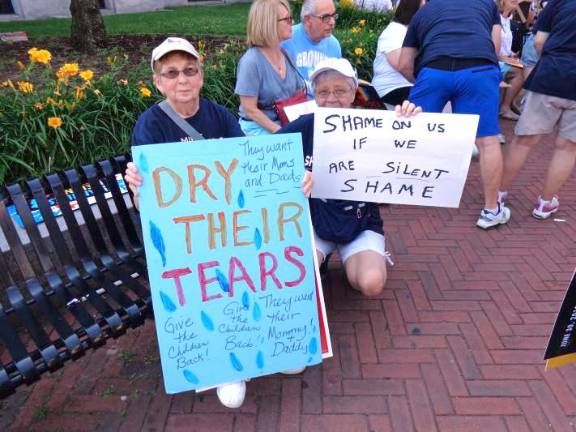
[[502, 70, 524, 112], [542, 135, 576, 200], [344, 250, 387, 297], [501, 134, 542, 190], [476, 135, 504, 209]]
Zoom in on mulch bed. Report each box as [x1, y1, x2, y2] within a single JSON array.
[[0, 34, 239, 79]]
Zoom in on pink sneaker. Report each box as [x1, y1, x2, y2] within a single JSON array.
[[532, 196, 559, 219]]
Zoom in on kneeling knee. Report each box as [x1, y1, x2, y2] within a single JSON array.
[[357, 272, 387, 297]]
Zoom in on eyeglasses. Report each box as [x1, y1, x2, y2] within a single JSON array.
[[311, 13, 338, 23], [278, 15, 293, 23], [160, 67, 199, 79], [315, 87, 352, 99]]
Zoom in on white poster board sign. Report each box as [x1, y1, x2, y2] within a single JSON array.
[[311, 107, 479, 208]]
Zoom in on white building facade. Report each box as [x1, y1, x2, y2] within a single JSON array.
[[0, 0, 229, 21]]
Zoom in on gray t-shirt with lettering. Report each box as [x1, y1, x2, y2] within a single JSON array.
[[235, 47, 305, 121]]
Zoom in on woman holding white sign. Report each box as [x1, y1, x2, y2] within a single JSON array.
[[278, 58, 421, 297]]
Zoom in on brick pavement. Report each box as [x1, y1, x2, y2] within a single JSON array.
[[1, 120, 575, 431]]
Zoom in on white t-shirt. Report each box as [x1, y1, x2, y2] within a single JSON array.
[[500, 14, 514, 57], [371, 21, 412, 98], [354, 0, 392, 12]]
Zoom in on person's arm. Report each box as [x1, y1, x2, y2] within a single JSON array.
[[397, 47, 417, 82], [385, 48, 403, 71], [533, 30, 550, 54], [492, 24, 503, 57], [239, 96, 281, 133]]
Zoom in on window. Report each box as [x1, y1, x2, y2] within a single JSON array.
[[0, 0, 14, 14]]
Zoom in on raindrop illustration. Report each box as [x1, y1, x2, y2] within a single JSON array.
[[139, 152, 150, 174], [256, 351, 264, 369], [242, 291, 250, 310], [183, 369, 199, 384], [254, 228, 262, 250], [159, 291, 176, 313], [216, 268, 229, 293], [237, 190, 245, 208], [308, 337, 318, 355], [149, 221, 166, 267], [201, 311, 215, 331], [252, 302, 262, 322], [308, 357, 313, 363], [230, 352, 244, 372], [259, 336, 265, 345]]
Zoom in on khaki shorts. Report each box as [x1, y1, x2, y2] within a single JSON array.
[[516, 91, 576, 142]]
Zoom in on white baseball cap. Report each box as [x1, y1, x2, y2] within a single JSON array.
[[150, 37, 200, 71], [310, 58, 358, 88]]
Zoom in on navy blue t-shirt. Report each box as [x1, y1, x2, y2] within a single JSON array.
[[278, 114, 384, 244], [524, 0, 576, 101], [132, 98, 244, 146], [403, 0, 500, 74]]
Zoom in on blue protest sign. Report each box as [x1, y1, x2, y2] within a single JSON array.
[[132, 133, 323, 393]]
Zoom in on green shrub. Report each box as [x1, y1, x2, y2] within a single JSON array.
[[0, 41, 244, 184], [0, 4, 391, 184], [0, 49, 156, 184]]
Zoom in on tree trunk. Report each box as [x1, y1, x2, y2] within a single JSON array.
[[70, 0, 107, 53]]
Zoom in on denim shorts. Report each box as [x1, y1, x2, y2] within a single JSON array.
[[409, 64, 501, 137]]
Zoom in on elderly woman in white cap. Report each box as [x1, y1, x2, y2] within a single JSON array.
[[278, 58, 421, 297], [124, 37, 313, 410]]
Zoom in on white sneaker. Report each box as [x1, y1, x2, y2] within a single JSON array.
[[498, 133, 506, 145], [280, 366, 306, 375], [476, 203, 511, 229], [532, 195, 559, 220], [216, 381, 246, 409]]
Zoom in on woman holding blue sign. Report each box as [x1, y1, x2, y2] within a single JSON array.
[[277, 58, 421, 298], [125, 37, 313, 409]]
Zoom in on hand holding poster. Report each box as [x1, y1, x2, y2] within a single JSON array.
[[311, 107, 479, 208], [132, 134, 330, 393]]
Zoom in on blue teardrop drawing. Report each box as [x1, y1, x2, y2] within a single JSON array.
[[252, 302, 262, 322], [308, 357, 313, 363], [259, 336, 265, 345], [139, 153, 150, 174], [159, 291, 176, 313], [201, 311, 215, 331], [215, 268, 229, 293], [241, 291, 250, 310], [230, 352, 244, 372], [149, 220, 166, 267], [308, 337, 318, 355], [256, 351, 264, 369], [183, 369, 199, 384], [237, 190, 245, 208], [254, 228, 262, 250]]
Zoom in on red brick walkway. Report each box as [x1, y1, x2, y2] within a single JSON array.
[[1, 120, 575, 431]]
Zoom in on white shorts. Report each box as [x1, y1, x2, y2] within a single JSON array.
[[314, 229, 387, 263]]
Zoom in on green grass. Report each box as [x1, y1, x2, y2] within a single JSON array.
[[0, 4, 250, 39]]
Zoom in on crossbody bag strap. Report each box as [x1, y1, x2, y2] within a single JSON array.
[[158, 100, 205, 141], [281, 48, 307, 91]]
